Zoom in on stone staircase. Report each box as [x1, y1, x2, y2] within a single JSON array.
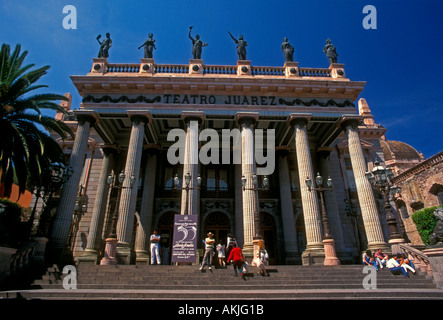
[[1, 264, 443, 300]]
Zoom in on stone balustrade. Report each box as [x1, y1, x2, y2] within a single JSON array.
[[97, 60, 337, 79]]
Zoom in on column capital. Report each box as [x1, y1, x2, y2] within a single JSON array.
[[236, 112, 259, 127], [339, 115, 363, 131], [75, 110, 99, 127], [276, 146, 290, 158], [182, 111, 204, 125], [143, 144, 162, 156], [127, 111, 151, 125], [316, 147, 332, 160], [288, 113, 312, 128], [102, 144, 120, 156]]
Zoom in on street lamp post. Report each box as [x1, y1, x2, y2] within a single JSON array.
[[241, 174, 269, 255], [365, 161, 403, 242], [306, 172, 340, 265], [173, 172, 201, 215], [100, 171, 135, 265], [33, 162, 73, 237]]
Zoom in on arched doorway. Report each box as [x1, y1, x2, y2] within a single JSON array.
[[204, 212, 230, 265], [158, 211, 175, 251], [260, 212, 277, 265]]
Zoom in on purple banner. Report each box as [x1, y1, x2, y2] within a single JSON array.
[[171, 214, 198, 263]]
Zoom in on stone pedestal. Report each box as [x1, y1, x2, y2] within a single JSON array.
[[423, 246, 443, 289], [0, 247, 17, 284], [100, 238, 118, 265], [284, 61, 299, 78], [189, 59, 203, 75], [329, 63, 346, 79], [140, 58, 155, 74], [323, 239, 340, 266], [237, 60, 251, 76], [30, 237, 49, 267], [91, 58, 108, 74]]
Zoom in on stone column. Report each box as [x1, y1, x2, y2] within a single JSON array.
[[277, 149, 299, 264], [237, 112, 259, 258], [116, 112, 150, 264], [180, 112, 204, 216], [289, 114, 324, 264], [317, 149, 346, 256], [340, 116, 388, 251], [234, 164, 244, 248], [50, 111, 97, 261], [135, 145, 160, 264], [77, 145, 118, 264]]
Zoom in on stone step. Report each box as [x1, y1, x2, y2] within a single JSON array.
[[3, 288, 443, 300], [3, 264, 441, 300]]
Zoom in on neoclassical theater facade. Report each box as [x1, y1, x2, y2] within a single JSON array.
[[47, 57, 401, 266]]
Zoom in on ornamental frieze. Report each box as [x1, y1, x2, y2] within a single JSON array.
[[82, 94, 354, 108]]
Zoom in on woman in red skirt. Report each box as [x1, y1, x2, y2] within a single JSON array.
[[227, 243, 245, 278]]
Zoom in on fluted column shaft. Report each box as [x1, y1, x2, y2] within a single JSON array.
[[51, 114, 95, 251], [135, 148, 158, 261], [342, 119, 387, 250], [117, 115, 148, 254], [181, 118, 201, 215], [318, 150, 346, 254], [83, 146, 116, 256], [239, 117, 258, 251], [291, 117, 323, 251], [277, 151, 298, 262]]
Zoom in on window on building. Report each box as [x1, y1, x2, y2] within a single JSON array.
[[205, 167, 229, 191], [163, 165, 183, 190]]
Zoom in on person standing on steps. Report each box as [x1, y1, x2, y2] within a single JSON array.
[[217, 240, 226, 267], [150, 229, 161, 265], [227, 243, 245, 279], [199, 232, 215, 271]]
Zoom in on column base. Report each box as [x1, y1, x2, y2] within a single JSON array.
[[242, 243, 254, 263], [116, 242, 135, 265], [135, 251, 150, 265], [367, 242, 391, 254], [77, 249, 100, 265], [302, 244, 326, 266]]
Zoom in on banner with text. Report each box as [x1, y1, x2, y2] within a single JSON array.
[[171, 214, 198, 263]]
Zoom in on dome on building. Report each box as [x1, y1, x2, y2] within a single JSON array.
[[381, 139, 423, 162]]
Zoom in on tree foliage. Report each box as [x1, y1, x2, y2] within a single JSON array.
[[0, 43, 73, 197], [412, 206, 441, 246]]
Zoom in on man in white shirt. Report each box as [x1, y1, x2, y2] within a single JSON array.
[[150, 229, 161, 265], [199, 232, 215, 271], [386, 254, 409, 277]]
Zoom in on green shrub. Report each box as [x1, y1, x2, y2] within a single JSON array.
[[0, 199, 27, 247], [412, 206, 442, 246]]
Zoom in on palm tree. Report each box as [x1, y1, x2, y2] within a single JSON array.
[[0, 43, 73, 198]]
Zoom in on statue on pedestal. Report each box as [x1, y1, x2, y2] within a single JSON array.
[[189, 26, 208, 59], [281, 37, 294, 62], [138, 33, 156, 59], [323, 38, 338, 64], [97, 33, 112, 58], [228, 32, 247, 61]]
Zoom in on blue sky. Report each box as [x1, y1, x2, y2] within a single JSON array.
[[1, 0, 442, 158]]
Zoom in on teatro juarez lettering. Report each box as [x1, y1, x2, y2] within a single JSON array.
[[82, 93, 355, 108], [163, 94, 278, 106]]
